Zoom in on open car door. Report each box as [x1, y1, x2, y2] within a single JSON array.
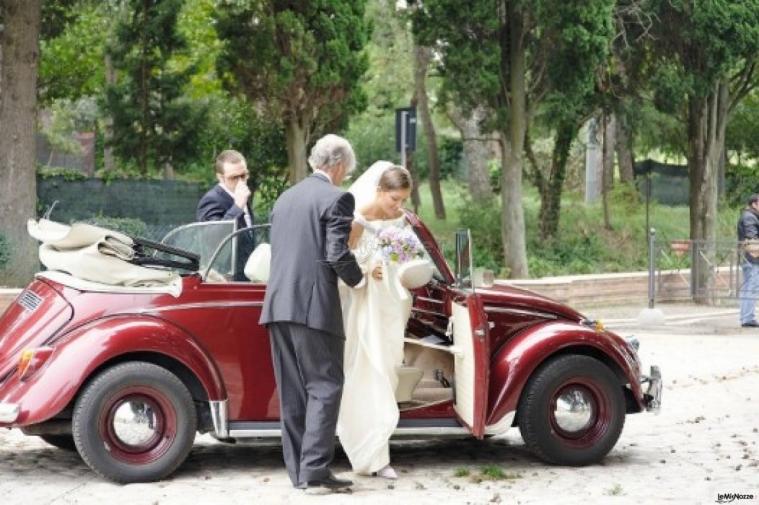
[[451, 291, 490, 438]]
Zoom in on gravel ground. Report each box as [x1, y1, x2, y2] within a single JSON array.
[[1, 303, 758, 505]]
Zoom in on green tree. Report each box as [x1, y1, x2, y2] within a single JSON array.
[[39, 1, 108, 104], [105, 0, 206, 177], [415, 0, 614, 276], [215, 0, 370, 183], [727, 86, 759, 164], [526, 0, 615, 241], [173, 0, 289, 199], [646, 0, 759, 302]]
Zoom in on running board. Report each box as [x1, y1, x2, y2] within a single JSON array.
[[227, 418, 471, 438]]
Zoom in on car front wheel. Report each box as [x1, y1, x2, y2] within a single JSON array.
[[517, 354, 625, 466], [72, 362, 197, 483]]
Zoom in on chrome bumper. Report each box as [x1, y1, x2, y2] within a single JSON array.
[[642, 365, 662, 413], [0, 403, 20, 423]]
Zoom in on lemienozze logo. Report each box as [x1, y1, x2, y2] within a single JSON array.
[[716, 493, 755, 504]]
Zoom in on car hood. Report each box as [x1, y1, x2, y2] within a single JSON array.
[[475, 282, 585, 322], [0, 279, 74, 383]]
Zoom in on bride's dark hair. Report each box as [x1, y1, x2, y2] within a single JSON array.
[[378, 165, 413, 191]]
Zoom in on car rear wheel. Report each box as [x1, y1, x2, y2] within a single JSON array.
[[39, 434, 77, 451], [517, 354, 625, 466], [72, 362, 197, 483]]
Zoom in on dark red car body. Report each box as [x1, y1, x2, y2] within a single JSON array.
[[0, 214, 661, 482]]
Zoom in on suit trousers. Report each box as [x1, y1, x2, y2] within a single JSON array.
[[268, 322, 345, 486]]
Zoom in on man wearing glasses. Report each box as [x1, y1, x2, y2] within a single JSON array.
[[197, 149, 256, 280]]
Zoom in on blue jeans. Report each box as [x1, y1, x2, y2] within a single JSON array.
[[740, 259, 759, 324]]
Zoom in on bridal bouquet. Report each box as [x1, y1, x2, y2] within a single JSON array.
[[376, 226, 424, 263]]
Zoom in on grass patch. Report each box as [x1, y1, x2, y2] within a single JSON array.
[[468, 465, 523, 483], [453, 467, 470, 478], [605, 483, 624, 496]]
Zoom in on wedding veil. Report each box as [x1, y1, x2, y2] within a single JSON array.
[[348, 160, 394, 210]]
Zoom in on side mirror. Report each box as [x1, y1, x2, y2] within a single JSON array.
[[455, 229, 473, 289]]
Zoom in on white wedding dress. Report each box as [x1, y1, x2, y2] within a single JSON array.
[[337, 211, 412, 474]]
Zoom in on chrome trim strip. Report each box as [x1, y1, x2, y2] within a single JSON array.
[[485, 411, 515, 435], [393, 426, 470, 436], [139, 301, 264, 314], [483, 306, 558, 319], [210, 400, 229, 438], [227, 426, 473, 438], [229, 429, 280, 438], [416, 296, 444, 305], [0, 403, 20, 424]]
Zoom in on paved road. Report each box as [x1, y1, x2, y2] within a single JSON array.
[[1, 303, 758, 505]]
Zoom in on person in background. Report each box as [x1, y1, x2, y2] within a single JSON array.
[[196, 150, 255, 280], [737, 193, 759, 327]]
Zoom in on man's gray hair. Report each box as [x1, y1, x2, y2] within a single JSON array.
[[307, 134, 356, 174]]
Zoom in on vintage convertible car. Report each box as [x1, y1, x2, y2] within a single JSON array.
[[0, 213, 661, 483]]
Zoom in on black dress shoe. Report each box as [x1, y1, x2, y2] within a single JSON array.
[[742, 320, 759, 327], [297, 472, 353, 490]]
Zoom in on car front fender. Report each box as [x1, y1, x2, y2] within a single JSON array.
[[1, 314, 225, 426], [486, 321, 643, 426]]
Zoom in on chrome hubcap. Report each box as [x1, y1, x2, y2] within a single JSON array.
[[554, 387, 594, 433], [112, 400, 158, 447]]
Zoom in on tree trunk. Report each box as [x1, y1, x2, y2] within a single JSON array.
[[408, 95, 421, 211], [538, 121, 576, 241], [413, 44, 445, 219], [405, 147, 420, 214], [0, 0, 42, 286], [449, 105, 492, 200], [601, 112, 615, 230], [688, 82, 728, 304], [615, 113, 635, 184], [103, 52, 116, 173], [162, 161, 175, 180], [285, 117, 308, 183], [500, 2, 528, 278]]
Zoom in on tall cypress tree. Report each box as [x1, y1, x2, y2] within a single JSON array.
[[215, 0, 370, 183], [105, 0, 204, 176]]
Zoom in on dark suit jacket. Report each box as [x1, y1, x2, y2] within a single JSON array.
[[259, 173, 363, 337], [196, 184, 256, 279]]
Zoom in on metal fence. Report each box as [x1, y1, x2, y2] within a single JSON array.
[[648, 229, 746, 306]]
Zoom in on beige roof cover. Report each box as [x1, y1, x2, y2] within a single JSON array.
[[28, 219, 180, 289]]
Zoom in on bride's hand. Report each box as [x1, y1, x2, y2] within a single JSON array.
[[371, 265, 383, 281]]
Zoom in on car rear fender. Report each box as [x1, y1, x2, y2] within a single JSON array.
[[2, 314, 225, 426], [486, 321, 644, 426]]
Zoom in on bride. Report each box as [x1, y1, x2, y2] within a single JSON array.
[[337, 161, 414, 480]]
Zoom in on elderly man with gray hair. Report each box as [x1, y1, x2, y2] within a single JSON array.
[[260, 134, 363, 491]]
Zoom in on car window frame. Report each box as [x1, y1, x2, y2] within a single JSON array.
[[203, 224, 271, 283]]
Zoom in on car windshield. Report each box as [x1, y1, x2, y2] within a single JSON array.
[[160, 221, 237, 274], [160, 219, 446, 284]]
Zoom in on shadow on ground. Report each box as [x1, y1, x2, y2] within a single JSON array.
[[0, 434, 639, 484]]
